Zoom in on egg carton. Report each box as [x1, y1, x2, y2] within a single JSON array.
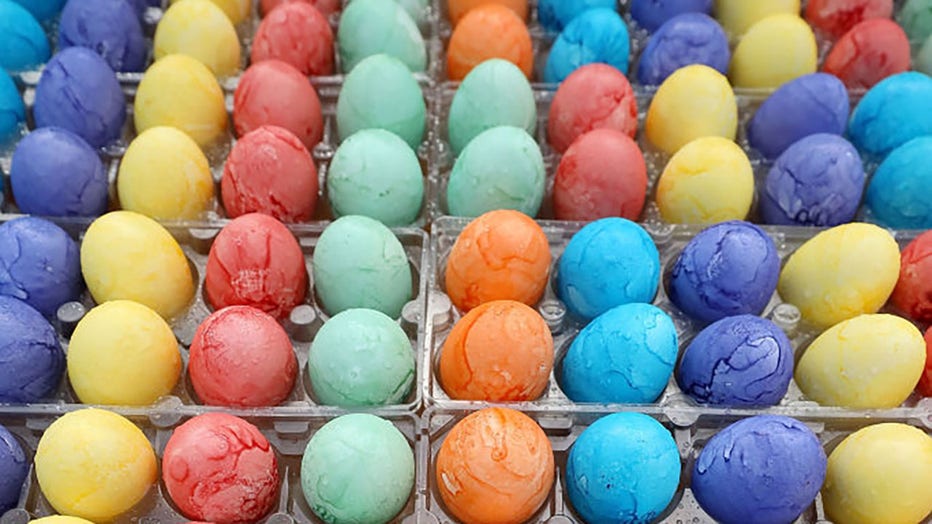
[[425, 83, 884, 226], [413, 407, 932, 524], [0, 214, 430, 415], [422, 217, 932, 423], [432, 0, 926, 90], [0, 74, 435, 228], [0, 408, 421, 524]]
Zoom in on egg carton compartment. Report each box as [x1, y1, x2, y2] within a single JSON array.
[[426, 84, 883, 227], [0, 214, 429, 415], [422, 217, 931, 422], [415, 407, 932, 524], [432, 0, 926, 89], [0, 75, 434, 228], [0, 409, 420, 524]]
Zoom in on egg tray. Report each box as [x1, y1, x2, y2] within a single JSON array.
[[0, 214, 430, 416], [425, 84, 882, 226], [422, 217, 932, 422], [0, 74, 435, 228], [414, 407, 932, 524], [0, 408, 421, 524], [432, 0, 927, 90]]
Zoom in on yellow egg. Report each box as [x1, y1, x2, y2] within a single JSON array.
[[655, 136, 753, 224], [795, 314, 925, 408], [30, 518, 96, 524], [170, 0, 250, 24], [67, 300, 182, 406], [134, 54, 228, 148], [645, 64, 737, 155], [823, 423, 932, 524], [714, 0, 801, 36], [80, 211, 195, 320], [117, 126, 215, 220], [777, 223, 900, 329], [155, 0, 241, 77], [34, 409, 157, 522], [729, 14, 817, 89]]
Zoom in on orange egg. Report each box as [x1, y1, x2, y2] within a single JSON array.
[[444, 210, 551, 311], [436, 408, 555, 524], [447, 0, 528, 25], [439, 300, 554, 401], [447, 4, 533, 81]]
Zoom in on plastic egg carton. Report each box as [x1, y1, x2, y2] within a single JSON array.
[[422, 217, 932, 422], [414, 407, 932, 524], [425, 84, 879, 226], [0, 76, 434, 228], [0, 408, 420, 524], [0, 214, 429, 415]]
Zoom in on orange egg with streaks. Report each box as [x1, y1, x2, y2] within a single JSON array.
[[447, 0, 528, 25], [447, 4, 533, 81], [445, 210, 551, 311], [436, 407, 555, 524], [439, 300, 554, 401]]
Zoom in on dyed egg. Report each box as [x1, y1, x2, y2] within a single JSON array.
[[251, 2, 334, 76], [154, 0, 241, 77], [630, 0, 713, 32], [899, 0, 932, 41], [557, 218, 660, 320], [729, 15, 817, 89], [891, 231, 932, 323], [560, 303, 678, 403], [8, 0, 66, 23], [777, 223, 900, 328], [58, 0, 146, 73], [439, 300, 554, 401], [655, 136, 754, 224], [645, 64, 737, 154], [445, 210, 550, 311], [447, 126, 545, 218], [538, 0, 616, 32], [822, 19, 910, 90], [0, 297, 64, 403], [0, 423, 27, 514], [805, 0, 893, 38], [446, 0, 527, 25], [543, 8, 630, 84], [67, 301, 181, 406], [337, 0, 426, 73], [446, 4, 533, 80], [848, 72, 932, 158], [796, 314, 925, 408], [30, 517, 95, 524], [169, 0, 250, 24], [713, 0, 800, 36], [0, 69, 25, 140], [822, 424, 932, 524], [865, 136, 932, 229], [0, 1, 50, 72], [81, 211, 195, 320], [118, 127, 215, 220], [920, 327, 932, 396], [919, 34, 932, 76], [636, 12, 730, 86], [435, 408, 554, 524]]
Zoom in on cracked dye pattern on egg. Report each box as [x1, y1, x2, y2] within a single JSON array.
[[636, 13, 730, 86], [0, 297, 63, 403], [0, 424, 27, 514], [544, 8, 630, 84]]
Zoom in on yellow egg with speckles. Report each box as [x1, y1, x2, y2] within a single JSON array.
[[729, 14, 817, 89], [714, 0, 801, 36], [170, 0, 250, 24], [155, 0, 241, 77]]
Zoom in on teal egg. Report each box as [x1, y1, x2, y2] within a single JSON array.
[[338, 0, 426, 73]]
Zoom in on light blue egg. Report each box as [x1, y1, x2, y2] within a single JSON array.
[[9, 0, 66, 22], [544, 8, 630, 84], [0, 68, 25, 140], [865, 136, 932, 229], [538, 0, 617, 32], [848, 72, 932, 159], [0, 1, 51, 72]]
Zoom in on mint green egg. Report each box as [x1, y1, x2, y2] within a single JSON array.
[[312, 215, 413, 318], [900, 0, 932, 42], [448, 59, 537, 155], [394, 0, 428, 25], [328, 129, 424, 226], [301, 414, 415, 524], [918, 34, 932, 75], [447, 125, 546, 217], [338, 0, 426, 73], [308, 308, 414, 406], [337, 54, 426, 149]]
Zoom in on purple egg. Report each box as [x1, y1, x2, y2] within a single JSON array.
[[637, 13, 730, 85]]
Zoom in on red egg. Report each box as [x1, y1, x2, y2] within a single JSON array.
[[891, 230, 932, 323], [251, 2, 334, 76], [822, 18, 910, 89], [805, 0, 893, 38], [260, 0, 340, 17]]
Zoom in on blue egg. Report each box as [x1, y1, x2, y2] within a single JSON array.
[[677, 315, 793, 407], [538, 0, 617, 32], [560, 303, 677, 403], [629, 0, 712, 32], [760, 134, 865, 227], [0, 296, 65, 403], [0, 217, 83, 317], [544, 8, 630, 84], [747, 73, 849, 160], [636, 13, 729, 85], [848, 72, 932, 159], [34, 47, 127, 148], [10, 127, 109, 217], [9, 0, 66, 22], [0, 424, 27, 514], [865, 136, 932, 229], [0, 1, 51, 72], [668, 221, 779, 323], [567, 413, 681, 524], [0, 69, 25, 141], [59, 0, 147, 73], [557, 218, 660, 320], [693, 416, 826, 524]]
